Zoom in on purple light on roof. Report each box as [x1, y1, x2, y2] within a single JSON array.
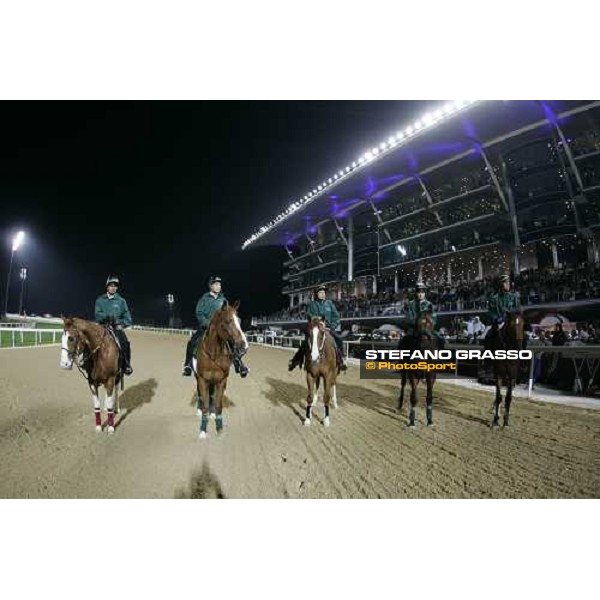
[[407, 151, 418, 172], [460, 118, 478, 141], [540, 101, 558, 126], [365, 177, 376, 197]]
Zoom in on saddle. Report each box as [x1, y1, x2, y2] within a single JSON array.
[[104, 324, 122, 352], [103, 324, 129, 375]]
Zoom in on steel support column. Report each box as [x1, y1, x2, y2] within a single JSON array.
[[347, 215, 354, 282], [417, 176, 443, 227], [500, 158, 521, 274]]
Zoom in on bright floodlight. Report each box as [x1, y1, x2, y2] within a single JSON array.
[[12, 231, 25, 252]]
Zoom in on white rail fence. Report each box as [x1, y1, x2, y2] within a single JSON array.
[[0, 327, 63, 349], [131, 325, 194, 335]]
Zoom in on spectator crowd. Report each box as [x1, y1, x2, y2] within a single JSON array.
[[256, 264, 600, 325]]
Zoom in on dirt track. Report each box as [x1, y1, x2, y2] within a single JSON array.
[[1, 330, 599, 498]]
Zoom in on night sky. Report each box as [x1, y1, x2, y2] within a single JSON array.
[[0, 101, 425, 327]]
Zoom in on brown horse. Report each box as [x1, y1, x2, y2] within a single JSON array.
[[490, 312, 524, 427], [60, 317, 122, 433], [195, 301, 247, 439], [303, 317, 338, 427], [398, 312, 439, 427]]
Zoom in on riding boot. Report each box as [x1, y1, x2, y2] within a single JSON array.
[[335, 345, 347, 372], [182, 330, 202, 376], [119, 336, 133, 376], [332, 333, 347, 372], [182, 339, 194, 376]]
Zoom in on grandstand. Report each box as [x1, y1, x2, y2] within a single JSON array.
[[241, 101, 600, 329]]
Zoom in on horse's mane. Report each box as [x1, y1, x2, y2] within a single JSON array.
[[66, 317, 110, 350]]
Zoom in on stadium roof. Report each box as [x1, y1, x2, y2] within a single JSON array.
[[241, 100, 598, 250]]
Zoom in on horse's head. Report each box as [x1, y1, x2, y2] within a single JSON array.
[[212, 301, 248, 354], [416, 311, 434, 336], [307, 316, 326, 363], [60, 316, 82, 370], [504, 312, 524, 345]]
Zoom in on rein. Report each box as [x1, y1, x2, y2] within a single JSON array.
[[307, 323, 327, 362], [198, 322, 234, 377]]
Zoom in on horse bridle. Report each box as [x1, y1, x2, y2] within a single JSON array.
[[416, 311, 434, 339], [307, 321, 326, 362], [62, 325, 109, 378], [200, 318, 245, 375]]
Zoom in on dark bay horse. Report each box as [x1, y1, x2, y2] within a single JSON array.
[[195, 301, 248, 438], [398, 312, 439, 427], [304, 317, 338, 427], [60, 317, 122, 433], [490, 312, 524, 427]]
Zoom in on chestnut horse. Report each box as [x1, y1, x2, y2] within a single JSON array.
[[60, 317, 122, 433], [398, 312, 439, 427], [490, 312, 524, 427], [303, 317, 338, 428], [195, 301, 248, 438]]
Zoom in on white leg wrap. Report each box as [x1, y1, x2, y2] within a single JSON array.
[[92, 392, 101, 410], [105, 392, 115, 411]]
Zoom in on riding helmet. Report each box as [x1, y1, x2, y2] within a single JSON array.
[[106, 275, 120, 287], [208, 275, 223, 286]]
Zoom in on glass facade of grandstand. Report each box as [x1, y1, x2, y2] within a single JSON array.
[[255, 102, 600, 325]]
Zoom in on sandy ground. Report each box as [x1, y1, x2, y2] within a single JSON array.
[[1, 330, 599, 498]]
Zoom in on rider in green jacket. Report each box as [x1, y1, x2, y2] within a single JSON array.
[[402, 282, 445, 348], [94, 275, 133, 375], [182, 276, 249, 378], [289, 285, 347, 372], [483, 273, 523, 348]]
